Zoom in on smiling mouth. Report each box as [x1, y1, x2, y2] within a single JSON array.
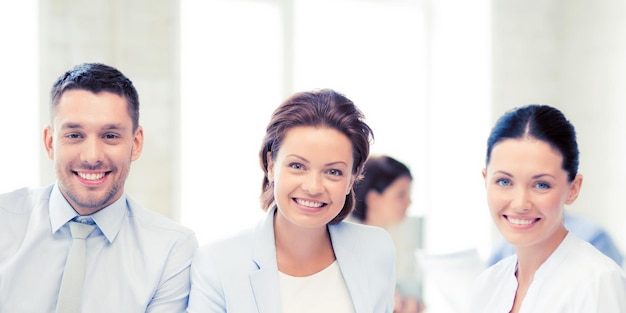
[[76, 172, 107, 181], [505, 215, 540, 225], [294, 198, 326, 208]]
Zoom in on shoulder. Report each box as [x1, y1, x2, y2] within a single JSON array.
[[568, 235, 622, 272], [122, 196, 198, 259], [557, 236, 626, 306], [330, 221, 396, 256], [191, 228, 259, 287], [471, 255, 516, 300], [194, 208, 277, 268], [475, 254, 516, 286], [469, 255, 517, 312], [198, 229, 255, 254], [540, 234, 626, 292], [333, 220, 394, 241], [193, 228, 256, 268], [125, 195, 196, 239], [0, 185, 52, 214]]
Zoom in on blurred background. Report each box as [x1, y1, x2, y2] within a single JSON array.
[[1, 0, 625, 311]]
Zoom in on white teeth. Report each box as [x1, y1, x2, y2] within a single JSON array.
[[296, 199, 323, 208], [78, 172, 105, 181], [508, 217, 534, 225]]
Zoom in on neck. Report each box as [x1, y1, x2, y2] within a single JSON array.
[[274, 213, 335, 276], [514, 227, 568, 281]]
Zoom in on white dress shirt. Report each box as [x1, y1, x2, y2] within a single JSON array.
[[0, 183, 198, 313], [469, 232, 626, 313]]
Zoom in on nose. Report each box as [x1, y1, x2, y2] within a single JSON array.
[[80, 137, 104, 166], [510, 187, 532, 213], [302, 172, 324, 195]]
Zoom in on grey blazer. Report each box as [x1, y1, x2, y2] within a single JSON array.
[[187, 207, 396, 313]]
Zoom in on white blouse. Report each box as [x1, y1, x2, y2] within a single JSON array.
[[279, 261, 355, 313], [468, 232, 626, 313]]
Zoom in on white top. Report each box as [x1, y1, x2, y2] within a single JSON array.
[[279, 261, 356, 313], [468, 232, 626, 313]]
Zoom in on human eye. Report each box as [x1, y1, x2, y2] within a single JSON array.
[[289, 162, 304, 170], [326, 169, 344, 177], [103, 133, 120, 140], [535, 182, 551, 190], [495, 178, 511, 187], [65, 133, 82, 139]]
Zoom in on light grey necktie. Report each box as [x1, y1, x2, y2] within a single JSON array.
[[56, 219, 97, 313]]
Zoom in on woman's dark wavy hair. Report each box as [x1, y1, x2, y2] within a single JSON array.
[[259, 88, 374, 224], [50, 63, 140, 131], [352, 155, 412, 222], [485, 104, 579, 182]]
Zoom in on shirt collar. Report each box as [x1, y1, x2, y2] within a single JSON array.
[[530, 231, 573, 282], [49, 182, 127, 243]]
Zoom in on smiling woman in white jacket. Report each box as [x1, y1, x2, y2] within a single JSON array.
[[187, 89, 396, 313]]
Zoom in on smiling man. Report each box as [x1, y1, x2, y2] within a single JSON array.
[[0, 63, 198, 313]]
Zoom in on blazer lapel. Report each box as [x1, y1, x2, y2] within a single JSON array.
[[330, 223, 373, 313], [250, 207, 281, 313]]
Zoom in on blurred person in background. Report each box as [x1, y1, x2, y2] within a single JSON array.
[[352, 155, 425, 313]]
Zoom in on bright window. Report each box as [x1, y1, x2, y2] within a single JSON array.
[[0, 0, 39, 193], [180, 0, 491, 263], [181, 0, 429, 246]]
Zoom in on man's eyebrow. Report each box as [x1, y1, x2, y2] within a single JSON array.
[[101, 123, 125, 130]]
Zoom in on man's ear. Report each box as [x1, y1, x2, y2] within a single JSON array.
[[43, 125, 54, 160], [130, 126, 144, 161]]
